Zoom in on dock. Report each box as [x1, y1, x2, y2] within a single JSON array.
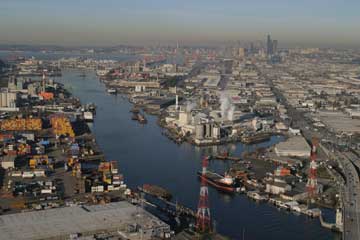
[[213, 155, 241, 161], [136, 189, 196, 218]]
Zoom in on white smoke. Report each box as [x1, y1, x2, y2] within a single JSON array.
[[220, 92, 235, 121]]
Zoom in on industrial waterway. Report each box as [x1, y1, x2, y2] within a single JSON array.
[[52, 69, 339, 240]]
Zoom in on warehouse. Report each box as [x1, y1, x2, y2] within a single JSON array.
[[274, 135, 311, 158], [317, 110, 360, 134], [0, 201, 170, 240]]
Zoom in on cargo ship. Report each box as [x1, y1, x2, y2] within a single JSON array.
[[139, 184, 172, 200], [197, 170, 237, 193]]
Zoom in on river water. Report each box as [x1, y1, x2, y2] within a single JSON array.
[[54, 69, 339, 240]]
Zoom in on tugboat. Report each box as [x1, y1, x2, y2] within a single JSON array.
[[197, 170, 237, 193]]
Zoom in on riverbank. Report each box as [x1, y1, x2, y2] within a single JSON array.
[[55, 69, 340, 240]]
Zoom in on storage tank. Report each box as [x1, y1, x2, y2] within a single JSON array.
[[1, 92, 7, 107], [205, 124, 213, 138], [213, 126, 220, 139]]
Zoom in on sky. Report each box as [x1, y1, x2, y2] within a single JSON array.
[[1, 0, 360, 47]]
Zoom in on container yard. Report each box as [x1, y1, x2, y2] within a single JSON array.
[[0, 78, 131, 216], [0, 118, 42, 131], [50, 115, 75, 138], [0, 66, 197, 240]]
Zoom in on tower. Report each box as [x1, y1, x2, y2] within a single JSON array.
[[196, 156, 211, 233], [272, 40, 278, 54], [266, 34, 273, 56], [307, 137, 319, 199], [42, 71, 46, 92], [175, 95, 179, 111]]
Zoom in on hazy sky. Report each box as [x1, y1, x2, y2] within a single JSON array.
[[1, 0, 360, 47]]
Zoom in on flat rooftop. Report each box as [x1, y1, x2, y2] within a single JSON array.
[[0, 201, 168, 240], [275, 135, 311, 157], [317, 111, 360, 133]]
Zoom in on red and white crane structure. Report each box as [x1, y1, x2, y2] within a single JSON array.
[[196, 156, 212, 233], [307, 137, 319, 199]]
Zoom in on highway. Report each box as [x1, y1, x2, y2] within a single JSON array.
[[340, 152, 360, 239], [267, 73, 360, 239]]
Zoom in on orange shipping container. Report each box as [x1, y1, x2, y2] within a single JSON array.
[[39, 92, 54, 100]]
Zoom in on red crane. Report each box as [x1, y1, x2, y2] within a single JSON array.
[[196, 156, 212, 233], [307, 137, 319, 199]]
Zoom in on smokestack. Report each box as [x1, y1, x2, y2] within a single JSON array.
[[175, 95, 179, 110], [42, 71, 46, 92]]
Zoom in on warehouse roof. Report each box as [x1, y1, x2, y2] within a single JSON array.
[[0, 201, 168, 240], [275, 136, 311, 157]]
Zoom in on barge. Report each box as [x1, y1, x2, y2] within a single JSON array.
[[139, 184, 172, 200]]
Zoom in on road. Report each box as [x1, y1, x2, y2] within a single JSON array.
[[340, 152, 360, 239], [267, 72, 360, 240]]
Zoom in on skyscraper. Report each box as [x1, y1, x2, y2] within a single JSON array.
[[249, 42, 255, 55], [272, 40, 278, 54], [266, 34, 273, 56]]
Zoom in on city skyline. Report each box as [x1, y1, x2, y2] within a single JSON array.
[[1, 0, 360, 47]]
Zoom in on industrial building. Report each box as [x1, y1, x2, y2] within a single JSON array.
[[194, 122, 221, 145], [116, 80, 161, 89], [0, 90, 17, 108], [317, 110, 360, 134], [0, 201, 171, 240], [0, 155, 16, 169], [274, 135, 311, 158]]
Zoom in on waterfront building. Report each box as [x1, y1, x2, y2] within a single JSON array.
[[0, 201, 171, 240]]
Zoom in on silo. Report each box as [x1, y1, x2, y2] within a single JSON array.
[[195, 124, 204, 140]]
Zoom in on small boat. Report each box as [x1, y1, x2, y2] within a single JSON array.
[[83, 111, 94, 122], [138, 113, 147, 124], [107, 88, 117, 94], [86, 103, 96, 112]]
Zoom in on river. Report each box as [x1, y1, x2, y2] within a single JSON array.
[[54, 69, 339, 240]]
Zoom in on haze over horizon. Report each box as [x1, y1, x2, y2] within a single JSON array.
[[1, 0, 360, 48]]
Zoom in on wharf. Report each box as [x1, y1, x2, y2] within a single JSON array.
[[136, 188, 196, 218], [212, 155, 241, 161]]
